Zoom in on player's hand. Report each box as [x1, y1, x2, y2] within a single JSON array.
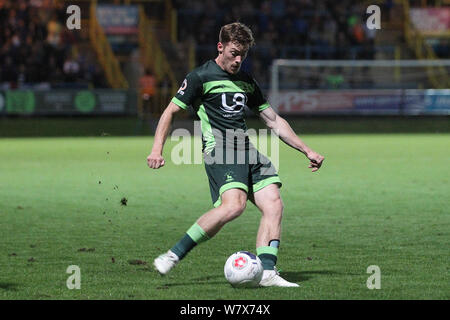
[[306, 150, 324, 173], [147, 152, 165, 169]]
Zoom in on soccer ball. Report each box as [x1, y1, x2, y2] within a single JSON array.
[[224, 251, 263, 288]]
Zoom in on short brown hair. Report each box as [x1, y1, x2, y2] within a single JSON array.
[[219, 22, 255, 48]]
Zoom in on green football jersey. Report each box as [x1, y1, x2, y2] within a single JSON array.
[[171, 60, 270, 153]]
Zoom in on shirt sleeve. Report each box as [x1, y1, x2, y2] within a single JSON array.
[[247, 77, 270, 113], [171, 71, 202, 110]]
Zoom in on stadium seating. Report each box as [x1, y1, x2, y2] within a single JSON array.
[[1, 0, 448, 92], [0, 0, 107, 89]]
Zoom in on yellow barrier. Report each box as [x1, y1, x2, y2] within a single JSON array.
[[138, 5, 179, 116], [165, 0, 177, 43], [89, 1, 128, 89], [401, 0, 449, 88]]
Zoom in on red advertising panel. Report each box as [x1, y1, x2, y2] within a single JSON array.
[[410, 8, 450, 36]]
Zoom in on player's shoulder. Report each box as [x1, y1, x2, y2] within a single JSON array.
[[187, 60, 216, 82]]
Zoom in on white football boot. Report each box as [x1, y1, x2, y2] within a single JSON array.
[[259, 267, 299, 287], [153, 250, 179, 275]]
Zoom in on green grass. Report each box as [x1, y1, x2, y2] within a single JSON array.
[[0, 134, 448, 299]]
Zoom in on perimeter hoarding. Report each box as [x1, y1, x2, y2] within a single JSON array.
[[269, 89, 450, 115], [0, 90, 137, 115]]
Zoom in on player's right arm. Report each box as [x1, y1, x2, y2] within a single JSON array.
[[147, 71, 202, 169], [147, 101, 183, 169]]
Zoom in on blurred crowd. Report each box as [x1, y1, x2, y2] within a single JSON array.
[[175, 0, 383, 85], [1, 0, 447, 90], [176, 0, 379, 53], [0, 0, 106, 89]]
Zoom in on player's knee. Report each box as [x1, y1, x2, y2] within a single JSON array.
[[278, 196, 284, 211], [263, 197, 284, 221], [274, 197, 284, 217], [221, 200, 246, 222], [227, 201, 246, 219]]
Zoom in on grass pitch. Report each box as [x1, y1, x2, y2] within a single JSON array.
[[0, 134, 448, 300]]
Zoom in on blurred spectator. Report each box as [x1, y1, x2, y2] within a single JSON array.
[[2, 56, 18, 84], [158, 73, 173, 112], [17, 64, 27, 87], [0, 0, 107, 89], [325, 71, 344, 89], [174, 0, 385, 86], [139, 68, 157, 116], [46, 12, 62, 47], [63, 54, 80, 82], [363, 23, 376, 60], [383, 0, 394, 21]]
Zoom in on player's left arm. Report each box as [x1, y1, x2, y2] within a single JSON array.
[[259, 106, 324, 172]]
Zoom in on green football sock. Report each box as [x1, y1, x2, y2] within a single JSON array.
[[170, 223, 210, 259], [257, 240, 280, 270]]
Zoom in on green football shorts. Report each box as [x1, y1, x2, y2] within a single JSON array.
[[204, 146, 282, 207]]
